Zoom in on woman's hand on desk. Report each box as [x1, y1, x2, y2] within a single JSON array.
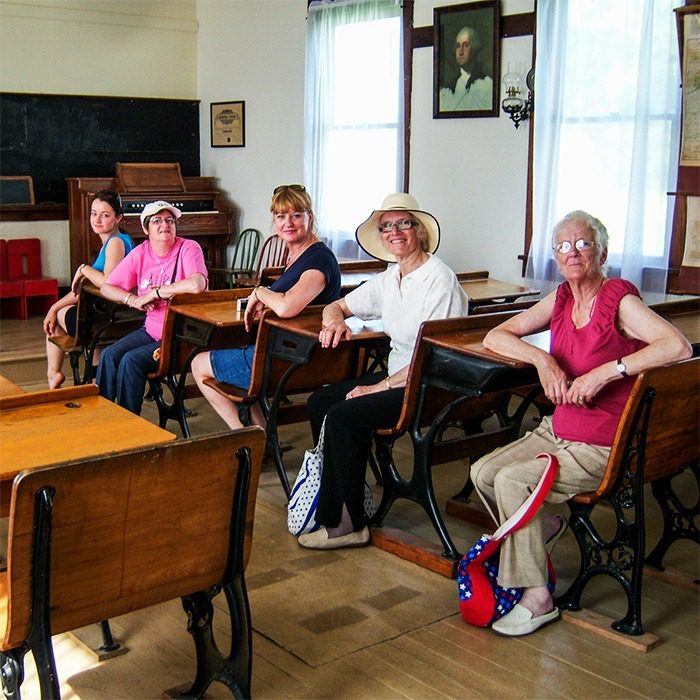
[[243, 295, 264, 332], [319, 321, 352, 348]]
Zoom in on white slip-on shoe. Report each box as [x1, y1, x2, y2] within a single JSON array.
[[298, 526, 370, 550], [491, 603, 560, 636]]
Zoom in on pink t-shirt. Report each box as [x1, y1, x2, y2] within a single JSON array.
[[107, 238, 207, 341], [551, 278, 646, 447]]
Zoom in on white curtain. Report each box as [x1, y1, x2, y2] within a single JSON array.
[[304, 0, 403, 258], [529, 0, 681, 291]]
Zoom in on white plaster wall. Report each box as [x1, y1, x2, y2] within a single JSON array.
[[411, 0, 534, 281], [196, 0, 308, 242], [0, 0, 197, 98]]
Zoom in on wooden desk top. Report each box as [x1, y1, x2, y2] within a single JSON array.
[[0, 375, 24, 398], [0, 391, 176, 484], [173, 300, 247, 327], [425, 309, 698, 368], [265, 310, 385, 341], [461, 277, 540, 304]]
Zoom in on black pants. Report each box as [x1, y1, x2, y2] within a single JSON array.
[[307, 373, 404, 530]]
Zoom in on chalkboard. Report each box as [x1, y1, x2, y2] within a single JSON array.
[[0, 93, 200, 204], [0, 176, 34, 204]]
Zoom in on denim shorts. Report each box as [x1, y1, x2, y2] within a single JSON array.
[[210, 344, 255, 389]]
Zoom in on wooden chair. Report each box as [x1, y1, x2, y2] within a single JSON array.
[[49, 281, 145, 385], [235, 234, 289, 287], [209, 227, 262, 289], [0, 428, 266, 700], [557, 349, 700, 644], [0, 240, 24, 319], [6, 238, 58, 320]]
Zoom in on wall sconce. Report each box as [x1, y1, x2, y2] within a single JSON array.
[[502, 67, 534, 129]]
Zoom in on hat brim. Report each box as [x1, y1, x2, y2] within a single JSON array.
[[355, 209, 440, 263], [141, 205, 182, 233]]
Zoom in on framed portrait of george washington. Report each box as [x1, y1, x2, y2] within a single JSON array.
[[433, 1, 500, 119]]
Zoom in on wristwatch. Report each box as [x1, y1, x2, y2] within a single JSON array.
[[616, 358, 628, 378]]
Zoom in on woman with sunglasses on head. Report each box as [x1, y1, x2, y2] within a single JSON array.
[[297, 193, 468, 550], [191, 184, 341, 430], [469, 210, 691, 638], [43, 190, 134, 389], [96, 200, 208, 415]]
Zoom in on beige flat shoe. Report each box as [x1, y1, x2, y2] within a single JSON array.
[[297, 526, 370, 550], [492, 604, 559, 636]]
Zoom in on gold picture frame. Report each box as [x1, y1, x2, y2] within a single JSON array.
[[433, 1, 500, 119], [211, 101, 245, 148]]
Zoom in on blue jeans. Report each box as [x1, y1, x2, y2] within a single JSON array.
[[97, 327, 159, 415]]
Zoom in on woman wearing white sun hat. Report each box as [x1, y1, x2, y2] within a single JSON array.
[[298, 193, 469, 550]]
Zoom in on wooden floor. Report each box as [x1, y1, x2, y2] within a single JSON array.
[[1, 317, 699, 699]]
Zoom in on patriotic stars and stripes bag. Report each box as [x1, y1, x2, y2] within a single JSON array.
[[457, 453, 559, 627]]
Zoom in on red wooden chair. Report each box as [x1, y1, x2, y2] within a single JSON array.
[[6, 238, 59, 319], [0, 240, 25, 319], [236, 234, 289, 287]]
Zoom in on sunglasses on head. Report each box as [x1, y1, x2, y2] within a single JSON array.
[[273, 184, 306, 194]]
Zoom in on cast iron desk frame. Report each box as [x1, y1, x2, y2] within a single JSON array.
[[261, 312, 389, 497], [149, 299, 253, 438], [64, 282, 145, 385], [371, 327, 541, 561]]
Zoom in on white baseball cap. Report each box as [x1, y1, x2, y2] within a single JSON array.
[[140, 200, 182, 232]]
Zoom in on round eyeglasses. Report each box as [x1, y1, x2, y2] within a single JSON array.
[[378, 218, 416, 233], [553, 239, 595, 255]]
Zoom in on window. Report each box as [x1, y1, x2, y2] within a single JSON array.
[[529, 0, 681, 291], [304, 0, 403, 258]]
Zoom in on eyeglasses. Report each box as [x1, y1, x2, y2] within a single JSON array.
[[378, 218, 416, 233], [149, 217, 176, 226], [553, 238, 595, 255], [273, 184, 306, 194]]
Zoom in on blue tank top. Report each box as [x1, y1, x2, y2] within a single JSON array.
[[92, 232, 134, 272]]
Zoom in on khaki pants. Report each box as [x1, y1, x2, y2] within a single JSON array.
[[470, 416, 610, 588]]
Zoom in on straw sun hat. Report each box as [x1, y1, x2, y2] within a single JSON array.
[[355, 193, 440, 263]]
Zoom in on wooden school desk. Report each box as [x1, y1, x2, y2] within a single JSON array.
[[148, 289, 254, 436], [459, 271, 540, 309], [372, 296, 699, 574], [0, 385, 176, 515], [260, 309, 388, 495]]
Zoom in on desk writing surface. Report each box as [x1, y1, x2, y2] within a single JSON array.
[[0, 395, 176, 484], [173, 300, 246, 327], [265, 311, 384, 340], [461, 277, 540, 304]]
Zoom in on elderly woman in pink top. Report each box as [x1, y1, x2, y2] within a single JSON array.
[[96, 200, 207, 414], [471, 210, 691, 637]]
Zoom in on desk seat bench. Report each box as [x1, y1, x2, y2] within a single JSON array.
[[0, 428, 265, 699], [557, 348, 699, 648]]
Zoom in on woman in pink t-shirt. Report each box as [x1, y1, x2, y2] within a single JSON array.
[[470, 210, 691, 637], [96, 200, 208, 415]]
